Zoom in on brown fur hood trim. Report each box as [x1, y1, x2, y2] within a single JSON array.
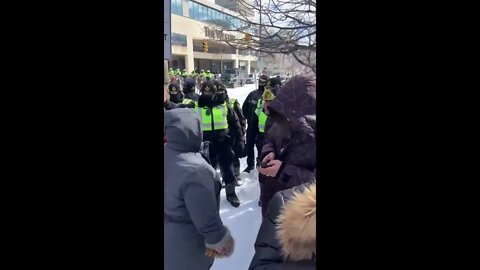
[[276, 182, 316, 261]]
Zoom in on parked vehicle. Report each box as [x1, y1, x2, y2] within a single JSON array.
[[221, 68, 247, 88], [245, 74, 255, 84]]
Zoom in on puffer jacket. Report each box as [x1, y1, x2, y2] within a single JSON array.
[[260, 75, 316, 213], [164, 108, 232, 270], [249, 181, 316, 270]]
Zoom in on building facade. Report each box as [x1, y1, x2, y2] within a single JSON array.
[[215, 0, 254, 18], [168, 0, 257, 74]]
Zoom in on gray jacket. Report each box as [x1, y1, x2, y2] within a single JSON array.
[[164, 108, 231, 270]]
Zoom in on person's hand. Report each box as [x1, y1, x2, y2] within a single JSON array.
[[214, 237, 235, 257], [258, 160, 282, 177], [205, 227, 235, 258], [262, 152, 275, 164]]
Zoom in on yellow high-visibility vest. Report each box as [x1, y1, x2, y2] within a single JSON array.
[[195, 102, 229, 131], [228, 99, 238, 109], [255, 99, 267, 133], [182, 98, 195, 105]]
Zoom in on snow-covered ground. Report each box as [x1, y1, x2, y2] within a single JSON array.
[[211, 84, 261, 270]]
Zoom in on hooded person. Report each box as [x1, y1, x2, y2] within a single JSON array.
[[242, 74, 270, 173], [249, 175, 316, 270], [168, 82, 184, 104], [257, 75, 316, 216], [164, 108, 235, 270], [195, 81, 244, 207], [212, 80, 246, 186]]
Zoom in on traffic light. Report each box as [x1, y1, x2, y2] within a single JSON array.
[[202, 40, 208, 53]]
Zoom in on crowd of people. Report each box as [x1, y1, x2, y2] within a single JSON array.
[[163, 70, 317, 269], [168, 67, 215, 90]]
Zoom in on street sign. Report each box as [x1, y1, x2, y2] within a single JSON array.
[[164, 1, 172, 60]]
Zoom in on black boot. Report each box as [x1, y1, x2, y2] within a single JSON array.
[[243, 166, 254, 173], [226, 184, 240, 207]]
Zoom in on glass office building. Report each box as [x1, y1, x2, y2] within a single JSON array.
[[167, 0, 257, 74]]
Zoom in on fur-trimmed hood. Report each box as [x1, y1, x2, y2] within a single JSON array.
[[276, 182, 316, 261]]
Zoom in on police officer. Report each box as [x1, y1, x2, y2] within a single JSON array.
[[180, 78, 199, 108], [242, 74, 269, 173], [206, 70, 214, 81], [181, 68, 188, 79], [199, 69, 206, 82], [251, 82, 276, 206], [196, 81, 243, 207], [213, 81, 246, 185], [167, 82, 184, 104], [190, 69, 197, 79]]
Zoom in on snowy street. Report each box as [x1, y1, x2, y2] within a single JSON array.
[[210, 84, 262, 270]]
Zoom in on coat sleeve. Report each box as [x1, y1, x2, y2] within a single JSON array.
[[242, 92, 255, 121], [246, 113, 260, 147], [164, 100, 180, 110], [227, 106, 243, 141], [277, 164, 315, 187], [260, 140, 276, 162], [233, 101, 247, 135], [183, 168, 227, 245]]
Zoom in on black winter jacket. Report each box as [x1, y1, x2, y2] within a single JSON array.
[[228, 97, 246, 136], [242, 88, 264, 123], [249, 181, 316, 270]]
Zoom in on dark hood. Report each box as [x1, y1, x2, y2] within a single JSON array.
[[268, 75, 316, 139], [165, 108, 202, 152]]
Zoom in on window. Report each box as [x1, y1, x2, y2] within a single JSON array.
[[189, 1, 195, 19], [187, 1, 251, 32], [199, 5, 205, 20], [193, 1, 199, 19], [172, 0, 183, 16], [172, 33, 187, 46]]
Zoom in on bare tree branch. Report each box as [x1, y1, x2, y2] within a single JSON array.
[[209, 0, 316, 73]]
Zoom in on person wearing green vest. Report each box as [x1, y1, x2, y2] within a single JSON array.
[[205, 70, 214, 81], [251, 80, 277, 206], [190, 69, 197, 79], [196, 81, 244, 207], [213, 81, 247, 186], [181, 68, 188, 79], [174, 68, 181, 76], [168, 68, 175, 79], [242, 74, 269, 173], [178, 78, 198, 109]]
